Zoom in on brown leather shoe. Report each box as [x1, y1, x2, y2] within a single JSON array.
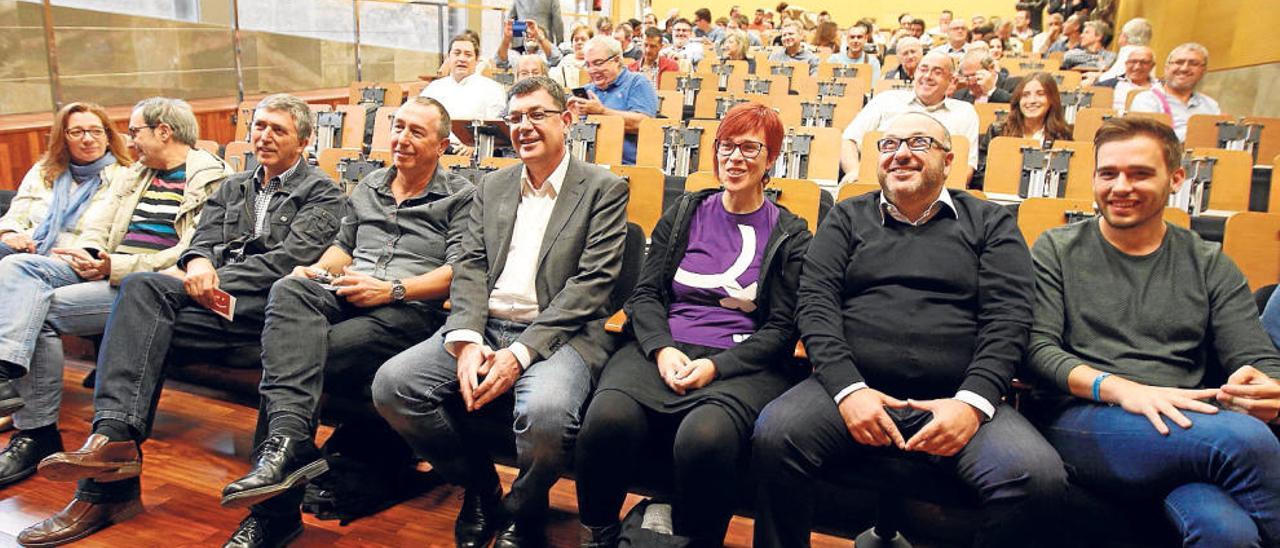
[[38, 434, 141, 483], [17, 496, 143, 546]]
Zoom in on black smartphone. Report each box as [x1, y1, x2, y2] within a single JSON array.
[[571, 87, 590, 99]]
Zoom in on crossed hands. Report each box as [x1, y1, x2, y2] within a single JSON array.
[[655, 347, 717, 396], [455, 342, 523, 412], [837, 388, 983, 457]]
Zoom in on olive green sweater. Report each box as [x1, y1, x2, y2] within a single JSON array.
[[1028, 218, 1280, 391]]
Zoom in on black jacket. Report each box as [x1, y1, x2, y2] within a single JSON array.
[[625, 188, 812, 380], [954, 86, 1014, 104], [179, 161, 346, 301]]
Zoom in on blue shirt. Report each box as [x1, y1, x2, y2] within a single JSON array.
[[587, 68, 659, 164]]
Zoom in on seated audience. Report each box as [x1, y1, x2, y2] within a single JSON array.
[[987, 36, 1007, 60], [753, 112, 1067, 547], [550, 24, 592, 91], [1096, 46, 1156, 112], [932, 20, 970, 60], [420, 33, 508, 156], [1095, 18, 1153, 82], [1031, 12, 1064, 55], [495, 19, 562, 72], [615, 22, 642, 61], [0, 98, 226, 489], [693, 8, 723, 44], [841, 51, 980, 178], [825, 21, 882, 83], [575, 103, 810, 547], [662, 18, 705, 67], [884, 36, 924, 81], [953, 52, 1012, 104], [1129, 42, 1220, 141], [718, 29, 757, 74], [1046, 14, 1082, 54], [569, 36, 659, 165], [634, 26, 680, 88], [218, 96, 475, 547], [927, 10, 953, 42], [0, 103, 133, 260], [768, 21, 819, 75], [1028, 116, 1280, 547], [1013, 8, 1036, 43], [1061, 21, 1116, 71], [372, 76, 628, 548], [19, 94, 346, 547]]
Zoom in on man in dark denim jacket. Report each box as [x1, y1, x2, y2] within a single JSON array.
[[19, 94, 346, 547]]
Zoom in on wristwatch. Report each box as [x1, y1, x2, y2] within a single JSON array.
[[390, 279, 406, 302]]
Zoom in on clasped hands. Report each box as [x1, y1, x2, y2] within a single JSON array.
[[838, 388, 983, 457], [655, 347, 716, 396], [51, 247, 111, 281], [455, 341, 523, 412]]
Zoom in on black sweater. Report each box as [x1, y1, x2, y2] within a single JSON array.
[[799, 189, 1034, 406], [626, 189, 812, 380]]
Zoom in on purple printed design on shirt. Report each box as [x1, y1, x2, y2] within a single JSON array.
[[667, 192, 778, 349]]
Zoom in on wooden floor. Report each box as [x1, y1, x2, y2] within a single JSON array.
[[0, 359, 852, 547]]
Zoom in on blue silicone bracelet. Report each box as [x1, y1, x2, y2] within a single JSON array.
[[1092, 372, 1112, 402]]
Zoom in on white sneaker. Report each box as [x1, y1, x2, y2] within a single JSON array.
[[641, 502, 674, 535]]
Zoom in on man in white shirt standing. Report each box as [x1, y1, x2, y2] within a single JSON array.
[[420, 33, 509, 156], [840, 51, 979, 180], [373, 76, 629, 548], [1129, 42, 1221, 141]]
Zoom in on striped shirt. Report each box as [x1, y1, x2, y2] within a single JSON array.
[[116, 165, 187, 255]]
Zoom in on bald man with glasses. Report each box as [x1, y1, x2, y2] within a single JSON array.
[[752, 113, 1067, 547]]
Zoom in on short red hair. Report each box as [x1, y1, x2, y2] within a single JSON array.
[[714, 102, 784, 175]]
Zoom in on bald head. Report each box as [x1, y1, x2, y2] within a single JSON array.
[[913, 51, 956, 105], [877, 112, 953, 204], [886, 112, 952, 149]]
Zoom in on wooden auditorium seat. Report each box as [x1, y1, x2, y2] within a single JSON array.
[[1223, 212, 1280, 291]]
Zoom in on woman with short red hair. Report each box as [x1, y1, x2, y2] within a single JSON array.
[[574, 103, 811, 546]]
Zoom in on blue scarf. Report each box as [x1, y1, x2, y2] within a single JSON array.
[[31, 151, 116, 255]]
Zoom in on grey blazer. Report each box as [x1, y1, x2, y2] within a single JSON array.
[[443, 156, 630, 373]]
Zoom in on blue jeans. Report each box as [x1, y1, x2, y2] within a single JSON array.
[[1262, 288, 1280, 349], [373, 318, 593, 522], [752, 377, 1068, 548], [1043, 402, 1280, 547], [0, 254, 116, 430]]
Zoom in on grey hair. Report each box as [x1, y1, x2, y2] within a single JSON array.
[[399, 96, 452, 139], [507, 76, 569, 111], [895, 36, 923, 52], [1120, 17, 1152, 46], [1168, 42, 1209, 66], [133, 97, 199, 146], [964, 52, 997, 71], [514, 54, 549, 75], [1082, 20, 1108, 38], [255, 93, 313, 141], [585, 35, 623, 58]]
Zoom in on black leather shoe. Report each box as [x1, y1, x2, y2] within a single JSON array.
[[221, 436, 328, 509], [493, 518, 548, 548], [0, 432, 63, 487], [223, 515, 303, 548], [0, 380, 23, 417], [455, 487, 503, 548]]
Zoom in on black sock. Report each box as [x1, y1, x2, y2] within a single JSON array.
[[267, 412, 312, 441], [0, 361, 25, 382], [94, 419, 135, 442], [20, 424, 59, 443]]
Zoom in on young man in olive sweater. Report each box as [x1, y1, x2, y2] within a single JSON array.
[[1028, 117, 1280, 547], [752, 112, 1067, 547]]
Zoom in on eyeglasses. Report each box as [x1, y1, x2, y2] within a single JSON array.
[[502, 109, 564, 126], [877, 135, 951, 154], [1169, 59, 1205, 68], [585, 54, 620, 69], [66, 127, 106, 139], [715, 140, 766, 159], [126, 125, 155, 138]]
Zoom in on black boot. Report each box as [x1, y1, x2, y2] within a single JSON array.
[[223, 514, 304, 548], [221, 435, 328, 508], [0, 430, 63, 486], [455, 486, 504, 548]]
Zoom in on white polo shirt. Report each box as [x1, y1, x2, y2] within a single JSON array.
[[842, 89, 980, 168]]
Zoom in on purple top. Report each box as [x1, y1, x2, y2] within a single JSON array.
[[668, 192, 779, 349]]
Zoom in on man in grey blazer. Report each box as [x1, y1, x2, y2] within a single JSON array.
[[372, 76, 629, 548]]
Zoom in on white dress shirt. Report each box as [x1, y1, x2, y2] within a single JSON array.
[[1129, 82, 1221, 141], [842, 90, 981, 168], [444, 152, 572, 368], [419, 72, 508, 121]]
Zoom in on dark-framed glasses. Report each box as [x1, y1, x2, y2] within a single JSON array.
[[715, 140, 766, 159], [66, 127, 106, 139], [502, 110, 564, 126], [877, 135, 950, 154], [126, 125, 156, 138]]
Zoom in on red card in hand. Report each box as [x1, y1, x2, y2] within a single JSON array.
[[208, 288, 236, 322]]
